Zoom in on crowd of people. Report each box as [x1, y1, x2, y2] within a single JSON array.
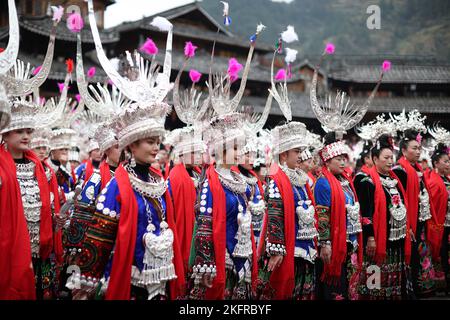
[[1, 0, 449, 301]]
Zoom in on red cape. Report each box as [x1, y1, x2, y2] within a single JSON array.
[[99, 160, 113, 190], [0, 146, 36, 299], [168, 164, 200, 271], [427, 170, 448, 260]]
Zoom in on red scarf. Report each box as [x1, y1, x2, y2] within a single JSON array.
[[361, 165, 371, 175], [25, 151, 53, 260], [168, 163, 199, 271], [397, 157, 436, 235], [321, 166, 363, 283], [42, 161, 64, 264], [205, 165, 258, 299], [84, 160, 94, 187], [99, 160, 113, 190], [368, 166, 411, 264], [427, 170, 448, 260], [105, 165, 185, 300], [308, 171, 316, 186], [0, 146, 36, 299]]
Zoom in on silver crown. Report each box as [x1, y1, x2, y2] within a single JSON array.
[[87, 0, 173, 107], [93, 120, 118, 154], [271, 121, 308, 156], [170, 125, 207, 157], [1, 95, 38, 133], [356, 114, 396, 142], [115, 102, 171, 151], [310, 51, 385, 139], [50, 128, 77, 151], [389, 109, 427, 134], [30, 127, 52, 150]]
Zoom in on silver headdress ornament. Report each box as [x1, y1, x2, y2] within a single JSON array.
[[310, 43, 389, 140], [355, 114, 396, 143], [428, 124, 450, 148], [254, 129, 272, 167], [0, 0, 19, 75], [87, 0, 173, 106], [2, 6, 61, 97], [205, 21, 266, 152], [92, 120, 118, 154], [30, 127, 52, 150], [88, 0, 174, 150], [76, 33, 131, 118], [269, 26, 308, 156], [0, 84, 11, 131], [71, 109, 106, 153], [389, 109, 427, 135], [300, 130, 323, 161]]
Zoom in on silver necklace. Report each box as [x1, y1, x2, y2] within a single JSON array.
[[215, 167, 247, 194], [280, 164, 308, 187], [125, 164, 167, 199]]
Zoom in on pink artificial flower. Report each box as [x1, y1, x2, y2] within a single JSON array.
[[382, 60, 391, 72], [350, 253, 358, 266], [57, 82, 66, 93], [227, 58, 243, 79], [184, 41, 197, 58], [416, 133, 422, 144], [52, 6, 64, 23], [32, 65, 42, 76], [189, 69, 202, 83], [67, 13, 84, 33], [75, 94, 81, 103], [325, 43, 335, 55], [87, 67, 96, 78], [422, 257, 430, 270], [139, 38, 158, 55], [362, 217, 372, 226], [392, 194, 400, 206], [275, 68, 286, 81]]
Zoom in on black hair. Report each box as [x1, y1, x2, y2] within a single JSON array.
[[399, 129, 419, 156], [323, 132, 338, 146], [371, 134, 394, 160], [431, 143, 448, 168]]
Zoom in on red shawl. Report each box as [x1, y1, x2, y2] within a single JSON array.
[[25, 151, 53, 260], [42, 160, 64, 264], [397, 157, 436, 235], [105, 165, 185, 300], [321, 166, 363, 283], [308, 171, 316, 186], [361, 165, 371, 175], [99, 160, 113, 190], [0, 146, 36, 299], [368, 166, 411, 265], [427, 170, 448, 260], [83, 160, 95, 187], [168, 164, 200, 271], [205, 165, 258, 299]]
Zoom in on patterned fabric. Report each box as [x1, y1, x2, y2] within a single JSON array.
[[358, 242, 413, 299], [224, 267, 252, 300], [265, 179, 285, 249], [32, 257, 57, 300], [416, 225, 436, 296]]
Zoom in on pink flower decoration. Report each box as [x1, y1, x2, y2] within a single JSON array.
[[227, 58, 243, 79], [57, 82, 66, 93], [362, 217, 372, 226], [392, 194, 400, 206], [87, 67, 96, 78], [275, 68, 286, 81], [184, 41, 197, 58], [382, 60, 391, 72], [350, 253, 358, 266], [415, 133, 422, 144], [422, 257, 430, 270], [52, 6, 64, 22], [189, 69, 202, 83], [67, 13, 84, 33], [334, 294, 345, 301], [32, 65, 42, 76], [75, 94, 81, 103], [325, 43, 335, 55], [139, 38, 158, 55]]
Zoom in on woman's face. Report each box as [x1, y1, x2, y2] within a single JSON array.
[[374, 148, 394, 175], [280, 148, 301, 170], [326, 154, 347, 175], [240, 151, 255, 170], [403, 140, 421, 164], [33, 146, 49, 161], [51, 148, 69, 164], [130, 136, 160, 165], [105, 144, 120, 165], [90, 148, 102, 162], [3, 128, 33, 152], [298, 157, 314, 172], [221, 143, 239, 166], [435, 154, 450, 176]]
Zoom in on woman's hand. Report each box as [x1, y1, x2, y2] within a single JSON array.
[[267, 255, 284, 272]]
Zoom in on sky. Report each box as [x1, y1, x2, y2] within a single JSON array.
[[104, 0, 293, 28]]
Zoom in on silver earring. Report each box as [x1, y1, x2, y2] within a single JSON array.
[[130, 155, 136, 167]]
